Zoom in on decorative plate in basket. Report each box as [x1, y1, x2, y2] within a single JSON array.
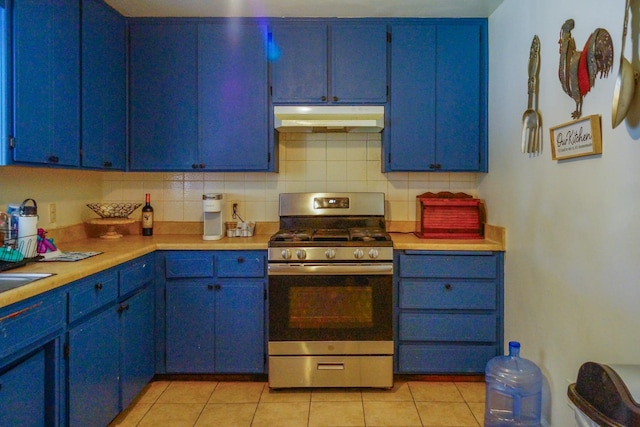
[[87, 203, 142, 218]]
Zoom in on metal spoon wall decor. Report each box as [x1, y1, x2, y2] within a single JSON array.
[[612, 0, 638, 128]]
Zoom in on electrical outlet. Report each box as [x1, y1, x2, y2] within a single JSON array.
[[48, 203, 57, 223]]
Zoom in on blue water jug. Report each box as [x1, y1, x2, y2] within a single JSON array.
[[484, 341, 542, 426]]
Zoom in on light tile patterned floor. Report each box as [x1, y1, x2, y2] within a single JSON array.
[[109, 380, 486, 427]]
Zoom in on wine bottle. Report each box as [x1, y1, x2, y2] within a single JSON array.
[[142, 193, 154, 236]]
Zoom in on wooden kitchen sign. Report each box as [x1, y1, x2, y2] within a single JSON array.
[[550, 114, 602, 160]]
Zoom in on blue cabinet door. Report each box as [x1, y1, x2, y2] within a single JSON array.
[[214, 280, 265, 373], [435, 23, 486, 171], [120, 286, 154, 409], [269, 22, 328, 103], [0, 350, 45, 427], [129, 22, 198, 170], [165, 281, 215, 373], [270, 21, 387, 104], [12, 0, 80, 166], [81, 0, 126, 170], [198, 22, 271, 171], [387, 23, 437, 171], [385, 21, 487, 172], [331, 23, 388, 103], [162, 250, 267, 374], [68, 306, 120, 427]]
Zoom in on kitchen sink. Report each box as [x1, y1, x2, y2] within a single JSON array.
[[0, 273, 54, 293]]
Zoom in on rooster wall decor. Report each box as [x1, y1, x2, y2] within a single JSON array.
[[558, 19, 614, 119]]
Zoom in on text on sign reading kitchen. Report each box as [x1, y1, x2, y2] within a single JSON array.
[[555, 125, 592, 153]]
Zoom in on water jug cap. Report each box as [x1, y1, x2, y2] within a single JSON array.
[[508, 341, 521, 357]]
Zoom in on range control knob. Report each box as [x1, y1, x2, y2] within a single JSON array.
[[353, 249, 364, 259], [325, 248, 336, 259], [280, 249, 292, 260], [296, 249, 307, 260], [368, 249, 380, 259]]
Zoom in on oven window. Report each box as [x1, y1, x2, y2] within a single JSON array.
[[269, 274, 392, 341], [289, 286, 373, 329]]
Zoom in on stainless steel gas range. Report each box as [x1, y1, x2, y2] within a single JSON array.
[[267, 192, 394, 389]]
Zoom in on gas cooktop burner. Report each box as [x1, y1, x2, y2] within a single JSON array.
[[349, 228, 389, 242], [270, 227, 391, 243], [271, 230, 313, 242]]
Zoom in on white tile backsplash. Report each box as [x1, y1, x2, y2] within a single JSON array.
[[101, 133, 479, 223]]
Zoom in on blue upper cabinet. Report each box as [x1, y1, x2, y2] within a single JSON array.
[[198, 22, 271, 171], [270, 20, 388, 104], [129, 20, 273, 171], [269, 22, 327, 104], [11, 0, 81, 167], [386, 24, 437, 171], [331, 23, 388, 104], [81, 0, 126, 170], [435, 23, 486, 171], [129, 21, 199, 170], [385, 20, 488, 172]]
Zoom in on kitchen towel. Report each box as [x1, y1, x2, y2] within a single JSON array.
[[38, 251, 102, 262]]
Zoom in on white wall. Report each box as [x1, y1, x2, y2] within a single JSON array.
[[0, 166, 103, 227], [484, 0, 640, 425]]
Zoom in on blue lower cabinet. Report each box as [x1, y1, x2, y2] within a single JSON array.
[[162, 250, 266, 374], [67, 255, 155, 425], [394, 250, 504, 374], [165, 279, 265, 374], [0, 349, 46, 427], [121, 285, 155, 409], [68, 306, 120, 427], [214, 280, 265, 373], [166, 281, 216, 373], [0, 290, 65, 426]]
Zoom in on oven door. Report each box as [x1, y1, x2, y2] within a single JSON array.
[[268, 263, 393, 343]]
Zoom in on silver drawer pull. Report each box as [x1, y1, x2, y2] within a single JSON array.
[[317, 363, 344, 370]]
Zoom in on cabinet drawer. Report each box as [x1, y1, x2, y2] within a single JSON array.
[[398, 253, 497, 279], [120, 254, 155, 296], [399, 313, 496, 342], [398, 344, 497, 373], [165, 252, 214, 278], [0, 293, 65, 360], [68, 270, 118, 323], [216, 251, 265, 278], [399, 280, 496, 310]]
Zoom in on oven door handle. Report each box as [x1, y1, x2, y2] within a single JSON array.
[[268, 263, 393, 275]]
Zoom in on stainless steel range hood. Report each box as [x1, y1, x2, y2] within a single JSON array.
[[274, 106, 384, 133]]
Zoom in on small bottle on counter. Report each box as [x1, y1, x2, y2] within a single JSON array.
[[142, 193, 154, 236]]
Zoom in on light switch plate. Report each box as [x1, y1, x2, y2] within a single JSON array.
[[48, 203, 57, 223]]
